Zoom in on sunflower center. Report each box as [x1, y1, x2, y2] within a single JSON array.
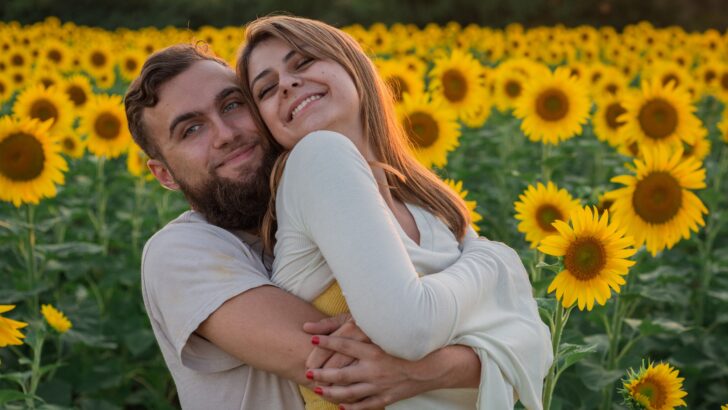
[[386, 76, 408, 102], [48, 49, 62, 63], [40, 77, 56, 88], [535, 204, 562, 232], [633, 379, 666, 408], [62, 137, 76, 151], [94, 112, 122, 140], [605, 102, 627, 130], [535, 88, 570, 121], [0, 82, 5, 94], [125, 58, 138, 72], [11, 54, 24, 67], [704, 70, 716, 83], [91, 51, 107, 68], [605, 83, 618, 95], [404, 111, 439, 149], [66, 85, 87, 106], [564, 236, 607, 281], [505, 80, 522, 98], [442, 69, 468, 103], [638, 98, 678, 140], [30, 99, 59, 123], [662, 74, 680, 88], [633, 171, 682, 224], [720, 73, 728, 91], [0, 132, 46, 181]]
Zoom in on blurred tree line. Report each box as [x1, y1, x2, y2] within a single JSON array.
[[2, 0, 727, 30]]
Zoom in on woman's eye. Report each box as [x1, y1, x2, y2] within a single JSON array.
[[296, 57, 314, 69], [258, 84, 275, 100]]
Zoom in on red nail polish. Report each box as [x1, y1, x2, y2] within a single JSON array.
[[306, 370, 314, 380], [314, 387, 324, 396], [339, 406, 345, 410], [311, 336, 320, 345]]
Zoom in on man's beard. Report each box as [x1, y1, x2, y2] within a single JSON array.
[[174, 148, 277, 231]]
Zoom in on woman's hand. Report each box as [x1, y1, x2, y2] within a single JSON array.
[[303, 314, 370, 372]]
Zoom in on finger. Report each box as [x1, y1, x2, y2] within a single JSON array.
[[315, 335, 380, 359], [315, 383, 378, 404], [331, 322, 370, 343], [322, 352, 356, 369], [303, 315, 348, 335], [306, 346, 336, 370]]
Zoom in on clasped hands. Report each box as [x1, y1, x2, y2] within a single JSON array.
[[303, 314, 433, 410]]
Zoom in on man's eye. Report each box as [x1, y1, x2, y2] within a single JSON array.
[[182, 124, 201, 139], [223, 101, 241, 113]]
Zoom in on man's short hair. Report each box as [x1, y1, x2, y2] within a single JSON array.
[[124, 43, 229, 160]]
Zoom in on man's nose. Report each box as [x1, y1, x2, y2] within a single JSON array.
[[211, 116, 237, 148]]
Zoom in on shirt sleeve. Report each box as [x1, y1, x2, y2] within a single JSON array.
[[280, 131, 504, 360], [141, 223, 273, 373]]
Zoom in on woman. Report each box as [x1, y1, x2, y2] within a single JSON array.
[[238, 16, 551, 410]]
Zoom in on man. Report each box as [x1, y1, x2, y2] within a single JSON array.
[[124, 44, 481, 409]]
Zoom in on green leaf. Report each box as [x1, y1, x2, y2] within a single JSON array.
[[0, 389, 36, 405], [536, 261, 563, 274], [557, 343, 598, 372], [35, 242, 104, 258]]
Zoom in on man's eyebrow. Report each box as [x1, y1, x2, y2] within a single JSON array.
[[250, 49, 298, 90], [168, 86, 242, 139]]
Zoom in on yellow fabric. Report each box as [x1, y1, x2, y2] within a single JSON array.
[[299, 281, 350, 410]]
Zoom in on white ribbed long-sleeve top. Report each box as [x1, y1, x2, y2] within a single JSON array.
[[271, 131, 552, 410]]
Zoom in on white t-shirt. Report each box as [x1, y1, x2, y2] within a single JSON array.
[[271, 131, 552, 410], [141, 210, 305, 410]]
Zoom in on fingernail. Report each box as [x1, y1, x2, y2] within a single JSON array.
[[311, 336, 320, 345], [306, 370, 314, 380], [339, 406, 345, 410], [314, 387, 324, 396]]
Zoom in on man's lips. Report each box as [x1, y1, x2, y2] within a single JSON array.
[[215, 143, 257, 168]]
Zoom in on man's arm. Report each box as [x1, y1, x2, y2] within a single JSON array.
[[195, 285, 327, 386]]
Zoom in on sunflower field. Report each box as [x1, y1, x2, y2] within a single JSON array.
[[1, 16, 728, 410]]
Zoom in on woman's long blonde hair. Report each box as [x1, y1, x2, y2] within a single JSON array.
[[238, 15, 471, 254]]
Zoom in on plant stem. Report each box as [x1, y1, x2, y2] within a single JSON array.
[[26, 329, 46, 409], [600, 294, 629, 410], [541, 143, 552, 182], [542, 300, 570, 410], [25, 205, 39, 313], [96, 157, 109, 255]]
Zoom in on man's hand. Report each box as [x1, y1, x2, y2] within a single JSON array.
[[303, 314, 369, 373]]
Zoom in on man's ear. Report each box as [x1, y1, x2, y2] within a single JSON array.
[[147, 159, 180, 191]]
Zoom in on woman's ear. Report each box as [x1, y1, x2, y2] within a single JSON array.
[[147, 159, 180, 191]]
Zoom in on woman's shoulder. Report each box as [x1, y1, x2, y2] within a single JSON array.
[[289, 130, 360, 160]]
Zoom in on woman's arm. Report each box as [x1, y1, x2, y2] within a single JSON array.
[[280, 131, 500, 360]]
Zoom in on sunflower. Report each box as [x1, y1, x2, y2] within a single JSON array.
[[0, 73, 14, 103], [428, 49, 486, 120], [694, 60, 723, 98], [12, 84, 73, 138], [118, 49, 145, 82], [30, 68, 64, 89], [607, 145, 707, 256], [80, 94, 131, 158], [397, 93, 460, 168], [0, 116, 67, 207], [643, 60, 695, 95], [539, 206, 636, 311], [127, 143, 152, 179], [618, 79, 704, 151], [58, 132, 86, 159], [0, 305, 28, 347], [376, 59, 424, 103], [61, 75, 93, 109], [82, 43, 115, 76], [41, 304, 72, 333], [593, 95, 628, 147], [491, 66, 529, 113], [719, 108, 728, 144], [681, 130, 710, 163], [514, 181, 581, 248], [444, 179, 483, 232], [620, 361, 687, 410], [39, 38, 71, 70], [593, 67, 629, 99], [6, 46, 32, 71], [716, 66, 728, 102], [514, 67, 590, 145]]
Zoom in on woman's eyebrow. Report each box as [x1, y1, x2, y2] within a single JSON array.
[[250, 49, 299, 89]]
